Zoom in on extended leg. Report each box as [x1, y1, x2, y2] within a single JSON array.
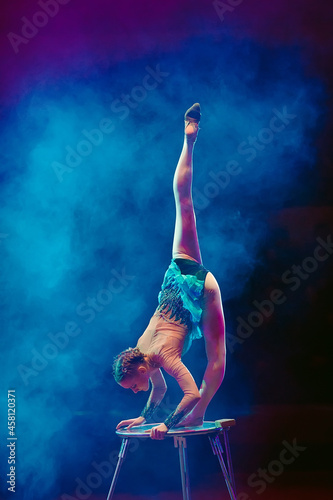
[[172, 117, 201, 263]]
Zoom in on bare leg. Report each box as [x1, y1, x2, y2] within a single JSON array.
[[181, 273, 226, 425], [172, 112, 226, 427], [172, 120, 202, 263]]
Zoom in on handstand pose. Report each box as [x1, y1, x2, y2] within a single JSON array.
[[113, 104, 226, 440]]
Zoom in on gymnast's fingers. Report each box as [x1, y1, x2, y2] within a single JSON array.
[[150, 428, 158, 440], [116, 420, 130, 429], [149, 427, 163, 440]]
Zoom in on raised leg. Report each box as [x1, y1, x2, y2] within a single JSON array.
[[172, 120, 201, 263], [172, 108, 226, 428]]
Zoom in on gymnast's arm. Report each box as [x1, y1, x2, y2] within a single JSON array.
[[116, 368, 167, 430], [162, 357, 201, 429], [140, 368, 167, 420], [146, 356, 200, 439]]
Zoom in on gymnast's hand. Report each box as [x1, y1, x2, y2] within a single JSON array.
[[116, 416, 145, 430], [146, 423, 168, 440]]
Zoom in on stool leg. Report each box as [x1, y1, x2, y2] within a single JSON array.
[[174, 436, 191, 500], [106, 438, 130, 500], [209, 435, 236, 500], [223, 430, 236, 494]]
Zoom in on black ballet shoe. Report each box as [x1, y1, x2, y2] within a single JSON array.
[[184, 103, 201, 123]]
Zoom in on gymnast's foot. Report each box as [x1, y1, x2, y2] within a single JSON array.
[[184, 103, 201, 143], [176, 413, 204, 428]]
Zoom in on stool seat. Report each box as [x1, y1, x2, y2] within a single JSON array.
[[107, 419, 237, 500], [116, 419, 236, 438]]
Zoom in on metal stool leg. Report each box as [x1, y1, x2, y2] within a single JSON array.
[[209, 434, 236, 500], [174, 436, 191, 500], [106, 438, 130, 500], [223, 430, 236, 494]]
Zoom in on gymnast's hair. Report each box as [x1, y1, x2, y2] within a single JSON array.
[[112, 347, 160, 383]]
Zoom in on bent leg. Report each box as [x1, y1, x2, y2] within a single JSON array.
[[181, 272, 226, 425], [172, 122, 202, 263]]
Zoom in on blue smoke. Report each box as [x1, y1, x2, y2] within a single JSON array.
[[0, 34, 325, 499]]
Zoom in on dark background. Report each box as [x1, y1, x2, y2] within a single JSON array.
[[0, 1, 332, 499]]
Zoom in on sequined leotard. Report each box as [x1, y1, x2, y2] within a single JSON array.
[[136, 258, 208, 429]]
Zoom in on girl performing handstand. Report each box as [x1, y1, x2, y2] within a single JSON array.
[[113, 103, 226, 440]]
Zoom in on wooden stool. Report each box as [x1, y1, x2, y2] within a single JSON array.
[[106, 419, 236, 500]]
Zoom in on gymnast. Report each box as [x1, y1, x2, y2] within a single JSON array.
[[113, 103, 226, 440]]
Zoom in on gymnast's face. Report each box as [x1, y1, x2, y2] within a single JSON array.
[[119, 366, 150, 393]]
